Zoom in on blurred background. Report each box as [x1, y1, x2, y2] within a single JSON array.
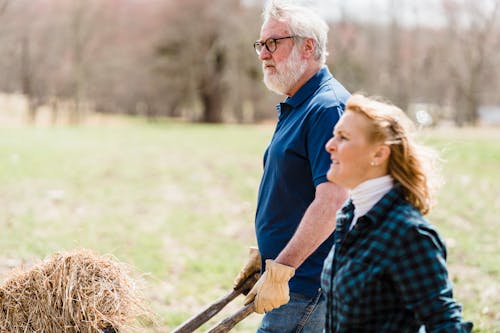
[[0, 0, 499, 126], [0, 0, 499, 332]]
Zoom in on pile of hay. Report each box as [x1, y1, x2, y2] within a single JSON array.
[[0, 249, 147, 332]]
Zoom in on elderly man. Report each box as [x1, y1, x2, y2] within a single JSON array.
[[233, 1, 350, 332]]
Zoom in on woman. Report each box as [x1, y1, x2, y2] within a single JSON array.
[[321, 94, 472, 332]]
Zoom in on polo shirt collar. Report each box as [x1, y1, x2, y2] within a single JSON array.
[[284, 66, 332, 108], [276, 102, 292, 118]]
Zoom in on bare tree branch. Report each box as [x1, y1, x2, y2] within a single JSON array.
[[0, 0, 9, 16]]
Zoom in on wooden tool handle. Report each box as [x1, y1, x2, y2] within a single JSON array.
[[171, 272, 259, 333], [171, 289, 240, 333], [205, 302, 254, 333]]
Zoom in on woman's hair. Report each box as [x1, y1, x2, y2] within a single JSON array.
[[262, 0, 329, 65], [346, 94, 441, 215]]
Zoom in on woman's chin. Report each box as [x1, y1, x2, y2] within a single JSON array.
[[326, 171, 336, 183]]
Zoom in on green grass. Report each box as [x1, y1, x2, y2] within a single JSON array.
[[0, 121, 498, 332], [421, 128, 500, 332]]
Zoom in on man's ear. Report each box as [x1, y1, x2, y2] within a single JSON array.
[[302, 38, 315, 59]]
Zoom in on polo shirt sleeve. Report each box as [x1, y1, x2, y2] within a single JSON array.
[[390, 222, 471, 332], [307, 106, 341, 187]]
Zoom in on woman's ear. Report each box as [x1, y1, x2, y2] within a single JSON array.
[[373, 144, 391, 165]]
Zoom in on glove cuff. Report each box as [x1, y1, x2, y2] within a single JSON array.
[[249, 246, 261, 262], [248, 247, 261, 270], [265, 259, 295, 282]]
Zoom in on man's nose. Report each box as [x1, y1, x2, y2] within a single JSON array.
[[259, 47, 271, 60]]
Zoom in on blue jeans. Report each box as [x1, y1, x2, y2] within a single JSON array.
[[257, 289, 326, 333]]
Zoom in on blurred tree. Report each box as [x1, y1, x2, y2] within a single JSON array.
[[327, 6, 366, 93], [442, 0, 500, 125], [0, 0, 8, 16], [0, 0, 499, 126], [156, 0, 263, 123], [67, 0, 94, 124], [3, 0, 56, 124], [20, 35, 36, 123], [85, 1, 167, 118], [156, 0, 228, 122]]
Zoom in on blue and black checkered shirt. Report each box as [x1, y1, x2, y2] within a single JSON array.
[[321, 185, 473, 332]]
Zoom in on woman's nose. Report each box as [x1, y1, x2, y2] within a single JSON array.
[[325, 138, 335, 153]]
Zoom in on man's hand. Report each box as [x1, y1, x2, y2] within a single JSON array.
[[244, 259, 295, 314], [233, 246, 261, 293]]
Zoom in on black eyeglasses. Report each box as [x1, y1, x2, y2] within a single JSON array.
[[253, 36, 296, 55]]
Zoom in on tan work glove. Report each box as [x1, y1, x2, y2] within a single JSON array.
[[233, 246, 261, 292], [244, 259, 295, 314]]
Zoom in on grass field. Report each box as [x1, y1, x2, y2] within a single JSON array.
[[0, 119, 498, 332]]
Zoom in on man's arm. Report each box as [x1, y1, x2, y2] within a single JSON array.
[[275, 181, 348, 268], [244, 181, 347, 313]]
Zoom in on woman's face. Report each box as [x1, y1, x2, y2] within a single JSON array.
[[325, 110, 385, 189]]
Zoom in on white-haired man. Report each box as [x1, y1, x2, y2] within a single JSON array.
[[233, 1, 350, 332]]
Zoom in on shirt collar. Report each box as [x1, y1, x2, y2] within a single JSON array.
[[363, 183, 404, 225], [276, 102, 292, 118], [335, 199, 354, 242], [350, 175, 394, 218], [284, 66, 332, 109]]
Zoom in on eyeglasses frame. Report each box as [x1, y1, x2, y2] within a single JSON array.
[[253, 36, 297, 55]]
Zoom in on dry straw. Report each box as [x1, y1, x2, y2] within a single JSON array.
[[0, 249, 147, 332]]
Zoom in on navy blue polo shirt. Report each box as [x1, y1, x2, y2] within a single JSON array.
[[255, 66, 350, 297]]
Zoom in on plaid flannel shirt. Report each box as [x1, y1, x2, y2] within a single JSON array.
[[321, 185, 473, 333]]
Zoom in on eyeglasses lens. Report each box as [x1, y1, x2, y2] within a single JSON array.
[[266, 39, 276, 53]]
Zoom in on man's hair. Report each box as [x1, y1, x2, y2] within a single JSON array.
[[262, 0, 329, 65]]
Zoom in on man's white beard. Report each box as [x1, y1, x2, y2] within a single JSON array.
[[263, 46, 307, 96]]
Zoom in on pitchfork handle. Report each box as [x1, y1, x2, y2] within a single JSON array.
[[171, 272, 258, 333], [205, 302, 254, 333]]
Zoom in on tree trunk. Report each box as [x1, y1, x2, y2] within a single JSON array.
[[199, 47, 226, 123], [200, 85, 223, 123]]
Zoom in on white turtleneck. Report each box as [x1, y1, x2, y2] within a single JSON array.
[[349, 175, 394, 230]]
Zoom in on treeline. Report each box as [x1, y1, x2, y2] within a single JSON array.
[[0, 0, 498, 125]]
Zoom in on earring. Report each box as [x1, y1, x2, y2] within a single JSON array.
[[370, 161, 376, 166]]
